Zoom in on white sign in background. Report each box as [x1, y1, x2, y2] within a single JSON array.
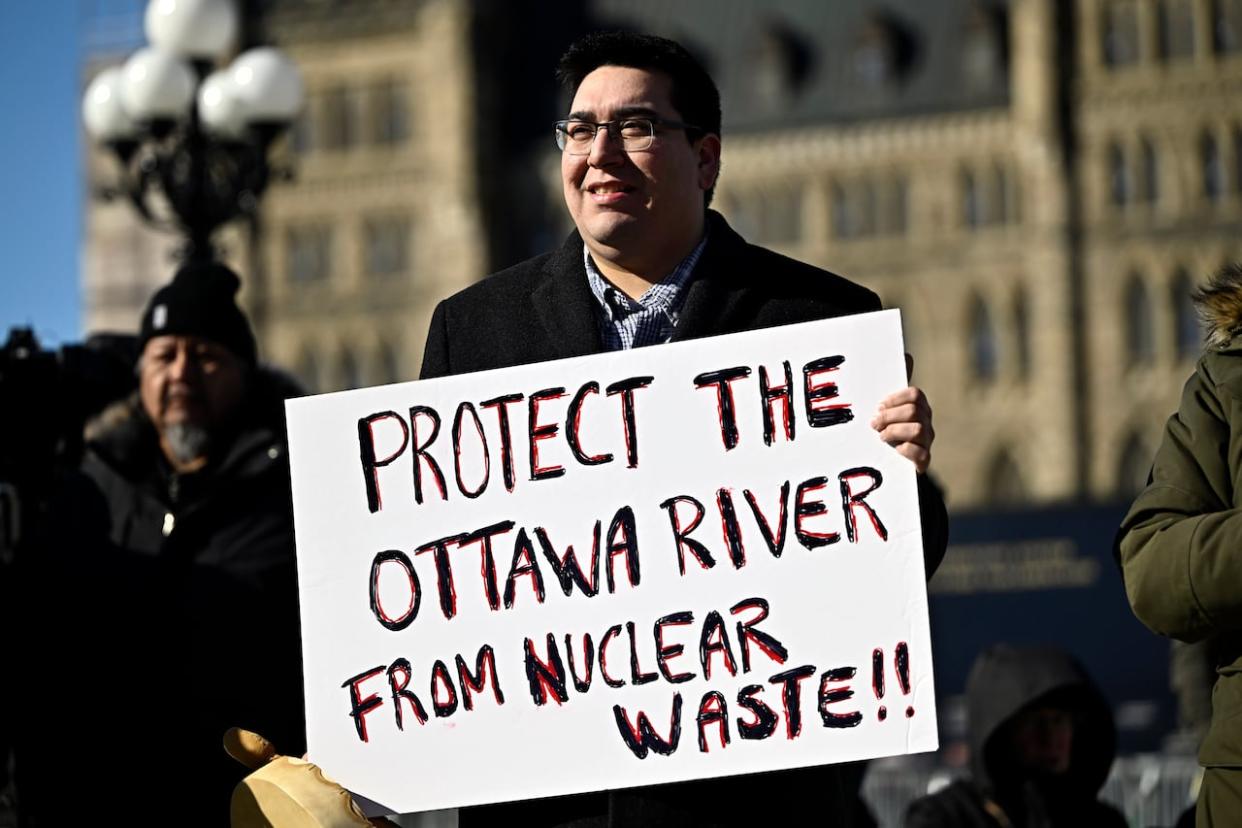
[[285, 310, 938, 815]]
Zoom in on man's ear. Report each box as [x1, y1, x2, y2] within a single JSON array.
[[697, 134, 722, 191]]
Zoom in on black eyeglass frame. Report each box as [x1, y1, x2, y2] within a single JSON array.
[[553, 117, 705, 154]]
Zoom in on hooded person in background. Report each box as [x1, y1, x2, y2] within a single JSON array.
[[16, 262, 305, 826], [905, 645, 1126, 828]]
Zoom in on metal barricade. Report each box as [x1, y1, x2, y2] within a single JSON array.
[[862, 755, 1201, 828]]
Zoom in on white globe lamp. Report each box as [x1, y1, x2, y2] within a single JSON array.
[[145, 0, 239, 61], [198, 70, 247, 139], [83, 67, 139, 142], [119, 46, 195, 121], [230, 47, 305, 124]]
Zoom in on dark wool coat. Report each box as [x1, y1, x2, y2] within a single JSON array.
[[17, 370, 305, 826], [422, 210, 949, 828]]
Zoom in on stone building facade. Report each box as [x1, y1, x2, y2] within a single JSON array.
[[590, 0, 1242, 508], [708, 0, 1077, 509], [1075, 0, 1242, 501], [80, 0, 1242, 509], [253, 0, 488, 394]]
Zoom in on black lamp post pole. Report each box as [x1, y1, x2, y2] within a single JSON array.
[[184, 68, 214, 262]]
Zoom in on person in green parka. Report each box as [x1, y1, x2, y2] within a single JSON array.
[[1118, 262, 1242, 827]]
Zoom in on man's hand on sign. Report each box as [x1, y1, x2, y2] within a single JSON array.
[[870, 354, 934, 474], [224, 728, 395, 828]]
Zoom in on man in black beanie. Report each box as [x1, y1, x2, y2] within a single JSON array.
[[16, 262, 306, 825], [136, 261, 257, 472]]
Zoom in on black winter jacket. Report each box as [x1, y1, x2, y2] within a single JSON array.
[[18, 370, 305, 825], [424, 211, 948, 828]]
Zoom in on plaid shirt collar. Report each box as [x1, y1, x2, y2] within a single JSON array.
[[583, 232, 708, 350]]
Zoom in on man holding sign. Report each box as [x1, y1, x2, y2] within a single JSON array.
[[254, 29, 947, 828], [417, 30, 946, 827], [421, 32, 940, 485]]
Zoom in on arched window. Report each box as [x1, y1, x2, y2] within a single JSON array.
[[859, 180, 878, 237], [338, 348, 362, 391], [750, 23, 812, 108], [1141, 138, 1159, 204], [1007, 168, 1023, 224], [719, 194, 759, 242], [1214, 0, 1242, 53], [962, 170, 982, 228], [996, 165, 1013, 225], [378, 341, 402, 386], [1158, 0, 1197, 59], [286, 225, 333, 282], [962, 4, 1007, 92], [1103, 2, 1140, 67], [1109, 143, 1131, 207], [853, 41, 891, 86], [320, 85, 362, 151], [363, 216, 410, 278], [832, 184, 856, 240], [885, 176, 909, 236], [1013, 288, 1032, 380], [297, 347, 320, 393], [1171, 269, 1201, 359], [969, 294, 999, 382], [1117, 432, 1152, 497], [369, 78, 410, 146], [984, 450, 1026, 507], [983, 166, 1006, 225], [1125, 274, 1156, 365], [852, 14, 915, 88], [291, 109, 314, 155], [760, 186, 803, 244], [1202, 132, 1225, 201]]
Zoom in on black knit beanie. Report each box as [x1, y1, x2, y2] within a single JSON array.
[[138, 261, 257, 365]]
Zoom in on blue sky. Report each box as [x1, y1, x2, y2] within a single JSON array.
[[0, 4, 84, 346], [0, 2, 144, 347]]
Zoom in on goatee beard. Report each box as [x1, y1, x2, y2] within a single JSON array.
[[162, 423, 213, 466]]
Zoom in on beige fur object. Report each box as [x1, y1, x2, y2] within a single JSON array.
[[1195, 263, 1242, 349], [226, 728, 379, 828]]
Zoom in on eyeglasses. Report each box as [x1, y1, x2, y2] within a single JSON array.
[[554, 117, 703, 155]]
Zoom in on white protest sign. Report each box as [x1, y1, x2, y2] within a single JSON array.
[[285, 309, 937, 815]]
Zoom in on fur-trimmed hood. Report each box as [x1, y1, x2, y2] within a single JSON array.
[[1195, 263, 1242, 349], [84, 364, 305, 482]]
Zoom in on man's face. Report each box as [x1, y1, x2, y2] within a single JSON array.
[[139, 335, 245, 435], [561, 65, 720, 267], [1010, 705, 1074, 776]]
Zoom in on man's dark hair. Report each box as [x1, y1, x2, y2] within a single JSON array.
[[556, 31, 721, 206]]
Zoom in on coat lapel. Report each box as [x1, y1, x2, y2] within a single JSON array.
[[530, 212, 759, 355], [671, 212, 762, 343], [531, 230, 606, 360]]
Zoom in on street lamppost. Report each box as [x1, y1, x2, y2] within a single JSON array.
[[82, 0, 304, 263]]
